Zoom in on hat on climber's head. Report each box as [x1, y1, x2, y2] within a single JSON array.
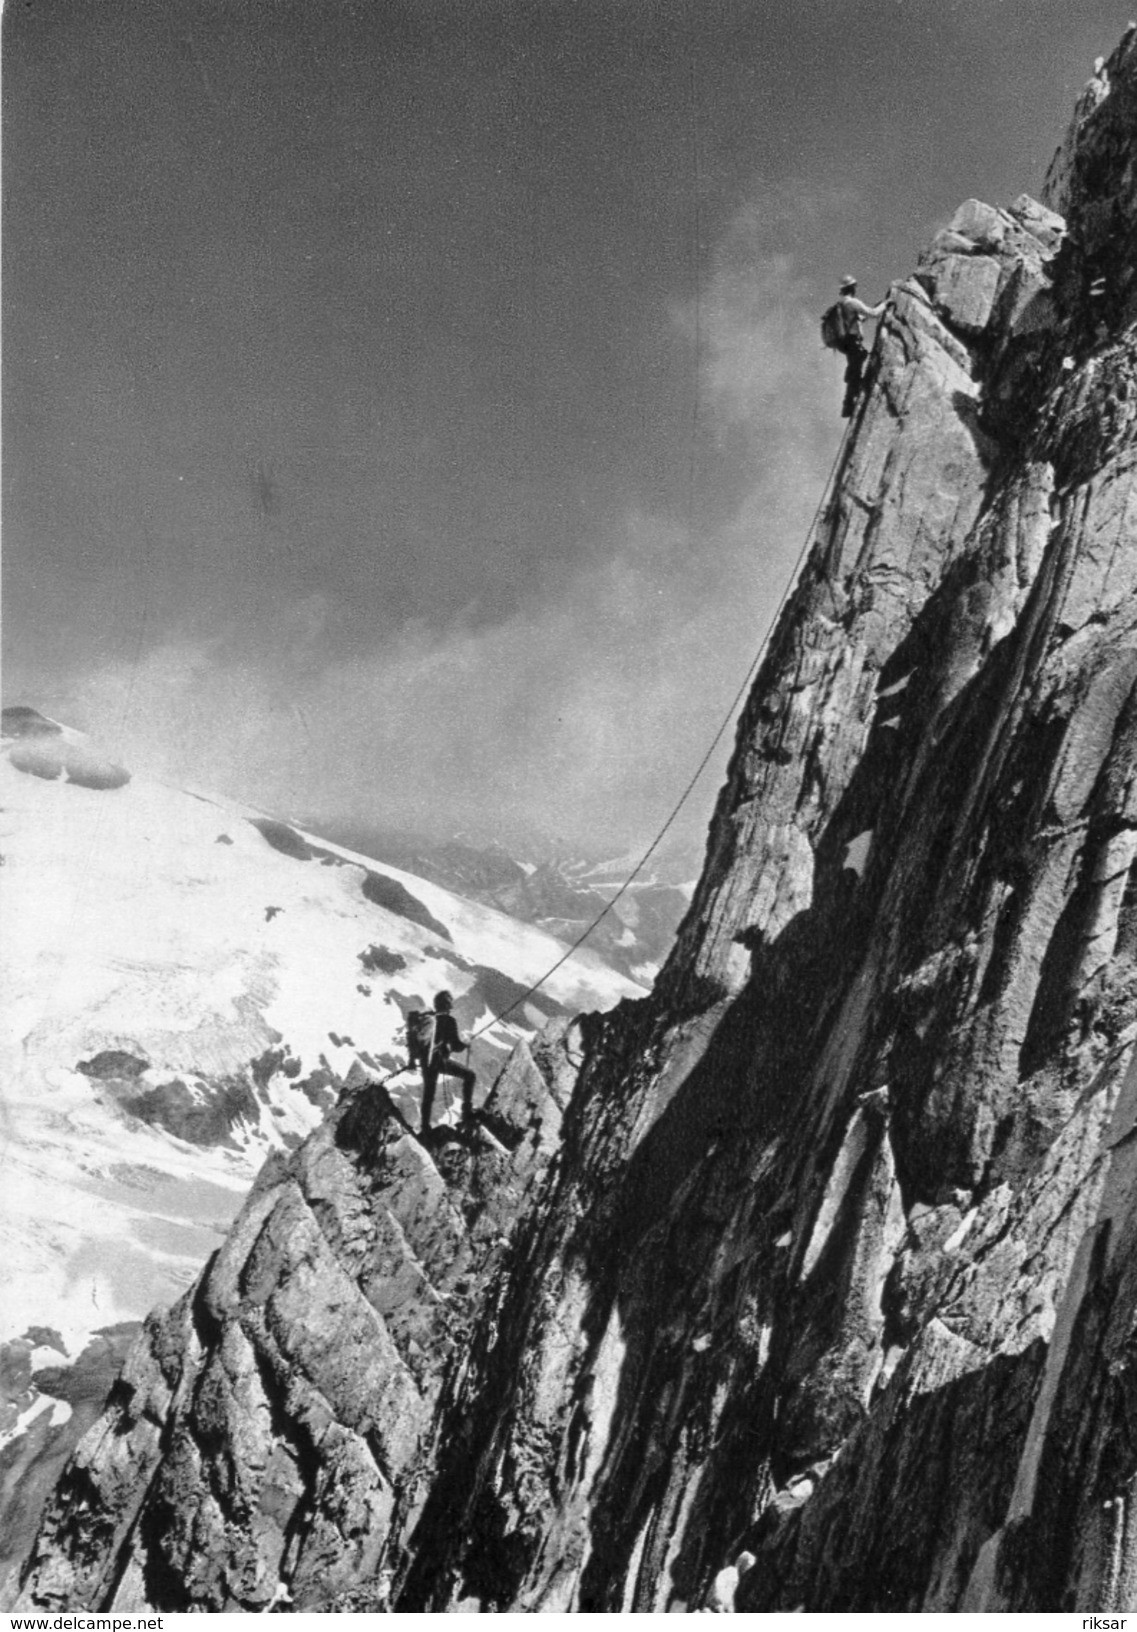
[[434, 990, 454, 1011], [839, 274, 858, 291]]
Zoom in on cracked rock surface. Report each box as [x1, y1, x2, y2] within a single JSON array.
[[16, 1030, 573, 1612]]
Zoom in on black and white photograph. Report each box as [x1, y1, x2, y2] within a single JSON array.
[[3, 0, 1137, 1614]]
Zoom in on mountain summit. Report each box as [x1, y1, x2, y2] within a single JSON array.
[[15, 29, 1137, 1613]]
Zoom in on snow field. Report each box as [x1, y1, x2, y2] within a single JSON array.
[[0, 747, 642, 1347]]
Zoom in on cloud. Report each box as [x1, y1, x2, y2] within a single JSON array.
[[27, 215, 843, 856]]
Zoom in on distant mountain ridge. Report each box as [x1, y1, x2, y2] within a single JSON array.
[[302, 816, 698, 983]]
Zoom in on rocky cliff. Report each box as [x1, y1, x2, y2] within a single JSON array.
[[17, 30, 1137, 1613]]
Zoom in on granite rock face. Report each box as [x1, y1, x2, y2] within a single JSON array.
[[17, 29, 1137, 1613]]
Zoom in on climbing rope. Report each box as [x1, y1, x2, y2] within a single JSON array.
[[466, 419, 855, 1044]]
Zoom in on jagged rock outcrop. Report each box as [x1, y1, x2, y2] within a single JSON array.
[[17, 1026, 578, 1611], [17, 29, 1137, 1613]]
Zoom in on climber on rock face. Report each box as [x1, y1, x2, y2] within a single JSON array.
[[418, 990, 477, 1137], [834, 275, 886, 417]]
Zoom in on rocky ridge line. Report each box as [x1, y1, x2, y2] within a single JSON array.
[[16, 1024, 579, 1611]]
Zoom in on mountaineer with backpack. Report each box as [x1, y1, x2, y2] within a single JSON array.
[[406, 990, 477, 1137], [821, 275, 887, 418]]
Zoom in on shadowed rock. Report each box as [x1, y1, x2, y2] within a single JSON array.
[[247, 818, 313, 860], [10, 739, 130, 790], [0, 1327, 141, 1606], [119, 1078, 260, 1149], [360, 870, 451, 941], [0, 707, 63, 740]]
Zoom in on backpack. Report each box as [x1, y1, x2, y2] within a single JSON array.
[[820, 302, 850, 350], [405, 1009, 437, 1069]]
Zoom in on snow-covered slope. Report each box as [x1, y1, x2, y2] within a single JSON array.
[[304, 816, 700, 985], [0, 712, 642, 1352]]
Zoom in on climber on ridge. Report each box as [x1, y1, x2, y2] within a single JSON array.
[[823, 275, 886, 418], [411, 990, 477, 1138]]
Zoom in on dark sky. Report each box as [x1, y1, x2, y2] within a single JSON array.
[[4, 0, 1131, 851]]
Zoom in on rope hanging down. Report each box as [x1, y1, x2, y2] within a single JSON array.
[[467, 421, 854, 1044]]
